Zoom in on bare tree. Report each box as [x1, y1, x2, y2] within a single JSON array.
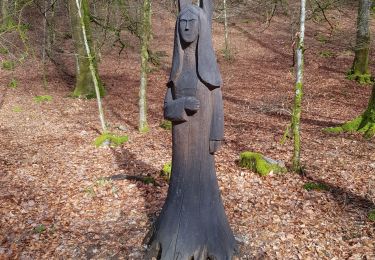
[[347, 0, 372, 84], [291, 0, 306, 173], [1, 0, 12, 29], [138, 0, 151, 133], [71, 0, 107, 133], [68, 0, 105, 99]]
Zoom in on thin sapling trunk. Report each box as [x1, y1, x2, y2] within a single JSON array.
[[75, 0, 107, 133], [291, 0, 306, 173], [138, 0, 151, 133]]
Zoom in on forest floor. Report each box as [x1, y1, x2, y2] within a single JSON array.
[[0, 4, 375, 260]]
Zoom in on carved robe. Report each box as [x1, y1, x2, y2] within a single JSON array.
[[147, 4, 236, 258]]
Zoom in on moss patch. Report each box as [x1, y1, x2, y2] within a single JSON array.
[[33, 224, 46, 234], [222, 47, 234, 62], [324, 112, 375, 138], [34, 95, 53, 103], [303, 182, 329, 191], [2, 60, 15, 70], [0, 47, 9, 54], [315, 33, 328, 43], [160, 162, 172, 182], [160, 120, 172, 130], [94, 132, 128, 147], [8, 79, 18, 89], [319, 50, 334, 58], [143, 176, 155, 185], [346, 70, 373, 84], [239, 151, 287, 176], [12, 106, 23, 112], [368, 209, 375, 222], [139, 124, 150, 133]]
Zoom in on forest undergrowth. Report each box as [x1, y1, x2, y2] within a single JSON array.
[[0, 4, 374, 259]]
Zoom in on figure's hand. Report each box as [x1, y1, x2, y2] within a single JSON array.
[[184, 97, 200, 112], [209, 140, 222, 154]]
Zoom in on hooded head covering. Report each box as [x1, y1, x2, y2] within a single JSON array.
[[168, 4, 222, 89]]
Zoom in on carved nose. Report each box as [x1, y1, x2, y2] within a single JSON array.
[[185, 22, 190, 30]]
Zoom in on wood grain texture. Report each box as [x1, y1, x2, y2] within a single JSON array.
[[146, 2, 236, 259]]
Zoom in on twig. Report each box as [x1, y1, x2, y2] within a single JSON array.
[[32, 0, 58, 16], [0, 87, 8, 110], [260, 0, 278, 32], [314, 0, 335, 33]]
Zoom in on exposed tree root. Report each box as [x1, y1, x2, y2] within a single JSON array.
[[324, 110, 375, 138], [346, 70, 373, 85]]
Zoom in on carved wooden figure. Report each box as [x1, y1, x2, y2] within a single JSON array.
[[146, 0, 237, 258]]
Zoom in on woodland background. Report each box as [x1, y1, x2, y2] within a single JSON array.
[[0, 0, 374, 258]]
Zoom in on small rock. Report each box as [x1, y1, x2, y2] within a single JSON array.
[[80, 130, 88, 136], [234, 234, 249, 245], [117, 125, 128, 131], [129, 251, 143, 258]]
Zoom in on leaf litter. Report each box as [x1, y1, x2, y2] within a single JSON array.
[[0, 4, 374, 259]]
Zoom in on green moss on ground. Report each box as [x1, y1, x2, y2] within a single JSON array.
[[239, 151, 286, 177], [34, 95, 53, 103], [0, 47, 9, 54], [315, 34, 328, 43], [8, 79, 18, 89], [161, 162, 172, 182], [72, 82, 105, 99], [160, 120, 172, 130], [94, 132, 128, 147], [368, 209, 375, 222], [2, 60, 15, 70], [33, 224, 46, 234], [319, 50, 334, 58], [12, 106, 22, 112], [346, 70, 373, 84], [142, 176, 155, 185], [139, 124, 150, 133], [303, 182, 329, 191]]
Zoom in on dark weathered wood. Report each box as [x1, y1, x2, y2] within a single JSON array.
[[146, 0, 236, 258]]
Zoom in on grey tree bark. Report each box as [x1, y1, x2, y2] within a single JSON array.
[[138, 0, 151, 133], [72, 0, 107, 133], [223, 0, 231, 59], [291, 0, 306, 173], [1, 0, 12, 28], [68, 0, 105, 99], [348, 0, 372, 84]]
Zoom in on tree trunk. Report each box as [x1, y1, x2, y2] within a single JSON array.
[[349, 0, 371, 84], [223, 0, 231, 59], [68, 0, 104, 99], [366, 85, 375, 118], [48, 0, 56, 50], [1, 0, 12, 28], [73, 0, 107, 133], [138, 0, 151, 133], [325, 85, 375, 138], [42, 0, 48, 63], [291, 0, 306, 173]]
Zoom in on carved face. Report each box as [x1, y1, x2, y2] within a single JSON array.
[[179, 10, 199, 44]]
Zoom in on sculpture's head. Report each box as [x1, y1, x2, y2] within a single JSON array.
[[178, 6, 200, 44], [169, 4, 222, 88]]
